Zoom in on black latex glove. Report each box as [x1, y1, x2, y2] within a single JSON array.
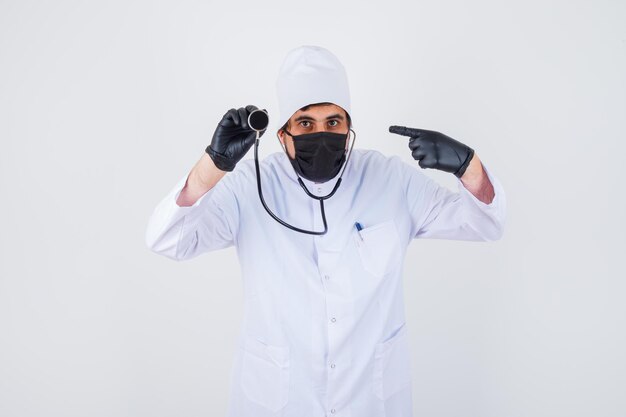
[[389, 125, 475, 178], [205, 105, 266, 172]]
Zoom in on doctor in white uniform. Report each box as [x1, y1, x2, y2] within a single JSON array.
[[145, 45, 506, 417]]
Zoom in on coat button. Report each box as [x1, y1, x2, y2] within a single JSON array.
[[330, 317, 336, 323], [330, 363, 336, 369]]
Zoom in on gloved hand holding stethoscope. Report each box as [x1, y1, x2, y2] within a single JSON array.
[[205, 105, 268, 172]]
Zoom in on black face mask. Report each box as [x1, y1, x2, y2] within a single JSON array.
[[282, 128, 348, 183]]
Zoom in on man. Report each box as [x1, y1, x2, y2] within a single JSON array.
[[146, 45, 505, 417]]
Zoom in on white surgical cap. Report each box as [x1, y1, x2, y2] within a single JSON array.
[[275, 45, 352, 131]]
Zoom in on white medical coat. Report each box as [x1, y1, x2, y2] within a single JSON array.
[[145, 149, 506, 417]]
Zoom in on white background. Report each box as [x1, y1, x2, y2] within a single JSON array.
[[1, 1, 624, 416]]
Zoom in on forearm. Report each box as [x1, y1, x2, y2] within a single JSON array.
[[459, 153, 495, 204], [176, 153, 227, 207]]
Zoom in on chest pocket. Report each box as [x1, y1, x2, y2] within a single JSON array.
[[353, 220, 403, 279], [240, 335, 290, 412]]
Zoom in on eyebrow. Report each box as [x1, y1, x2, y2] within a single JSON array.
[[294, 113, 345, 122]]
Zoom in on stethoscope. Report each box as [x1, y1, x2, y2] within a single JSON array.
[[247, 108, 356, 235]]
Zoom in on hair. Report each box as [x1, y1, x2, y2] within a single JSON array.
[[279, 101, 352, 133]]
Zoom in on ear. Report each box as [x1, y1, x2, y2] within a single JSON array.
[[277, 131, 287, 152]]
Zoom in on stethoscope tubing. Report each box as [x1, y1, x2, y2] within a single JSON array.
[[252, 127, 357, 235]]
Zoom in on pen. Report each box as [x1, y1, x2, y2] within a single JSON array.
[[354, 222, 364, 241]]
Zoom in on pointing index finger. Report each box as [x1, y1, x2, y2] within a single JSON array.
[[389, 125, 423, 138]]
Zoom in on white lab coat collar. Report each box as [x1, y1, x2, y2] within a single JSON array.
[[276, 150, 352, 196]]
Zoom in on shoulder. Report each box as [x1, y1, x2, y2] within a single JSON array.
[[353, 149, 436, 194], [347, 148, 410, 178]]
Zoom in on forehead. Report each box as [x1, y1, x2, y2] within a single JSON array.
[[290, 103, 346, 119]]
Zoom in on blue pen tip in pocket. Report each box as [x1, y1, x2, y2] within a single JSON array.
[[354, 222, 364, 241]]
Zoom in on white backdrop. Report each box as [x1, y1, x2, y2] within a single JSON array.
[[1, 1, 624, 416]]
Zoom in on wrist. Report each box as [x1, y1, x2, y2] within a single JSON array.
[[205, 145, 235, 172], [194, 153, 227, 188], [459, 153, 482, 182], [459, 154, 496, 204], [454, 147, 475, 178]]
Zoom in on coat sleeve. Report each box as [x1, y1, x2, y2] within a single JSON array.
[[399, 158, 507, 241], [144, 169, 240, 261]]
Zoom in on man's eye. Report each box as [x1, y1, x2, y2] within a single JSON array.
[[329, 120, 339, 127], [300, 121, 311, 127]]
